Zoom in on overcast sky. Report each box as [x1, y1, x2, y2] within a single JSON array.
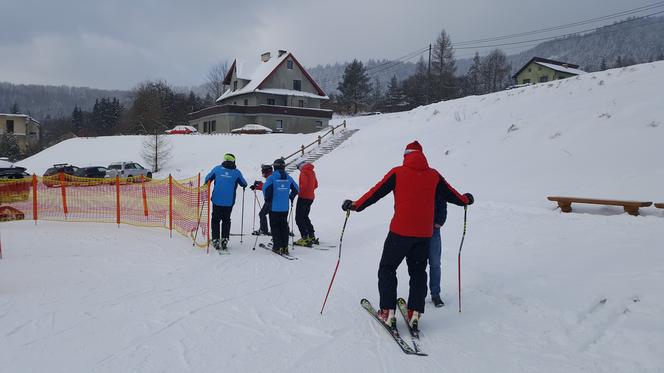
[[0, 0, 656, 89]]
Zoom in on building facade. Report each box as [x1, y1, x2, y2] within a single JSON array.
[[188, 50, 332, 134], [513, 57, 586, 85], [0, 113, 40, 153]]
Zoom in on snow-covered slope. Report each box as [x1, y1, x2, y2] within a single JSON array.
[[3, 62, 664, 373]]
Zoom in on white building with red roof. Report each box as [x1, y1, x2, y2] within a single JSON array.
[[188, 50, 332, 134]]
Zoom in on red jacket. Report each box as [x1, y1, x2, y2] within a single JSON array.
[[298, 163, 318, 200], [353, 151, 469, 238]]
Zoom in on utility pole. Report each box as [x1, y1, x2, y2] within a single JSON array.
[[427, 43, 432, 105]]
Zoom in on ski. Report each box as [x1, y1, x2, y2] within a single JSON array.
[[293, 242, 333, 250], [259, 243, 298, 260], [360, 299, 427, 356], [397, 298, 426, 355], [217, 249, 230, 255]]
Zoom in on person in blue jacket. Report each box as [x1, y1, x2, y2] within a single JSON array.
[[204, 153, 248, 251], [262, 158, 298, 254]]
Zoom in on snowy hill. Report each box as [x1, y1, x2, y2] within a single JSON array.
[[3, 62, 664, 373]]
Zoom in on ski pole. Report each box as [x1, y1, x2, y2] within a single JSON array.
[[320, 210, 351, 315], [192, 190, 207, 247], [252, 190, 257, 233], [240, 187, 245, 244], [288, 200, 294, 251], [458, 205, 468, 313]]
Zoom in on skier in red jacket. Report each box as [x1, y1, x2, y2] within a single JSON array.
[[294, 162, 318, 247], [342, 141, 473, 330]]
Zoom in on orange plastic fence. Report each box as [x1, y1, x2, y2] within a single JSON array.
[[0, 173, 210, 245]]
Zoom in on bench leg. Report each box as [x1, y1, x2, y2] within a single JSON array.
[[624, 206, 639, 216], [558, 201, 572, 213]]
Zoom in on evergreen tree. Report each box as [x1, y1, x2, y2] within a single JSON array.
[[337, 59, 371, 114], [385, 75, 405, 109], [401, 57, 429, 107], [370, 78, 384, 111], [465, 52, 484, 95], [600, 58, 608, 71], [431, 29, 458, 101], [72, 106, 84, 136], [10, 102, 20, 114], [0, 133, 22, 161]]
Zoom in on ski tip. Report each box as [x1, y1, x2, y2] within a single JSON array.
[[397, 297, 406, 304], [360, 298, 370, 305]]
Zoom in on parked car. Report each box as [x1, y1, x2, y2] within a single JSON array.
[[165, 125, 197, 135], [106, 161, 152, 182], [0, 166, 31, 203], [74, 166, 108, 179], [43, 163, 79, 187]]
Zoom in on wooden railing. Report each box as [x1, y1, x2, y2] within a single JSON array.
[[282, 120, 347, 165]]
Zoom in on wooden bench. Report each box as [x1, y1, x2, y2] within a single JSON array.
[[547, 196, 652, 216], [655, 203, 664, 209]]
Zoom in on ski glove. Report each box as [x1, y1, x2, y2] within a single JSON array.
[[249, 185, 256, 190], [341, 199, 355, 212], [464, 193, 474, 205]]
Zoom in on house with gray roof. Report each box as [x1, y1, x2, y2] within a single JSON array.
[[188, 50, 332, 134], [513, 57, 586, 85]]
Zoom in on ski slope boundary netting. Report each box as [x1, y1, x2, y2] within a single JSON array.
[[0, 174, 210, 244]]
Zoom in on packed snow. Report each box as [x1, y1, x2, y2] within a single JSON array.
[[3, 62, 664, 372]]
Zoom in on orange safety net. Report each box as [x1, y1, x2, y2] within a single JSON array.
[[0, 173, 210, 246]]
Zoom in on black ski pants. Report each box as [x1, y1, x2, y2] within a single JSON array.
[[258, 201, 270, 233], [378, 232, 430, 313], [269, 211, 289, 249], [295, 198, 315, 238], [211, 204, 233, 240]]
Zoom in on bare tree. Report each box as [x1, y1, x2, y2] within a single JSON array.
[[205, 61, 229, 102], [481, 49, 511, 93], [141, 130, 172, 173]]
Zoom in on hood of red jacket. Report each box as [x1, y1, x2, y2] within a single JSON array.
[[402, 151, 430, 171], [300, 163, 314, 172]]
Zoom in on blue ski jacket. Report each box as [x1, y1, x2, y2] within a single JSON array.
[[263, 169, 299, 212], [205, 161, 248, 207]]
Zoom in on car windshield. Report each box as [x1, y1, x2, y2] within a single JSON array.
[[108, 165, 122, 170]]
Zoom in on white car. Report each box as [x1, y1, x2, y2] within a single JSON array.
[[106, 161, 152, 181]]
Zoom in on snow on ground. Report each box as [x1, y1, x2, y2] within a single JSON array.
[[3, 62, 664, 372]]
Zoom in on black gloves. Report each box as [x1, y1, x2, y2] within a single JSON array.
[[249, 180, 260, 191], [249, 185, 256, 191], [464, 193, 474, 205], [341, 199, 355, 211]]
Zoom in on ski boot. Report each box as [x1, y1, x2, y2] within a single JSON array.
[[212, 239, 221, 251], [432, 295, 445, 308], [294, 237, 312, 247], [279, 246, 289, 255], [221, 238, 229, 251], [407, 309, 421, 331], [308, 236, 319, 245], [377, 309, 397, 329]]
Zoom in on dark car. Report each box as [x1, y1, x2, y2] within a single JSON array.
[[75, 166, 108, 179], [0, 166, 31, 203], [43, 163, 79, 187]]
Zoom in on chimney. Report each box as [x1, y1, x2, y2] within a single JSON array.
[[278, 50, 287, 57], [261, 52, 271, 62]]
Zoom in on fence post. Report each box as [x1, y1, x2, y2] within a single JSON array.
[[169, 174, 173, 238], [318, 135, 322, 145], [332, 126, 335, 135], [116, 176, 121, 226], [32, 174, 38, 224], [197, 173, 201, 213], [301, 145, 305, 156], [343, 120, 346, 129], [141, 175, 148, 216], [206, 183, 210, 250], [59, 172, 68, 216]]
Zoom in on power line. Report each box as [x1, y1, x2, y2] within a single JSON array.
[[453, 1, 664, 46]]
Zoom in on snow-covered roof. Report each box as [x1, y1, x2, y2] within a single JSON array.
[[535, 61, 586, 75], [217, 51, 327, 103], [0, 113, 40, 124]]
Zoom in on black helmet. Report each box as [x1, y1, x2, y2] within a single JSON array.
[[261, 164, 273, 173], [273, 158, 286, 170]]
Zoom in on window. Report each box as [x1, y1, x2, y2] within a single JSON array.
[[233, 81, 238, 91], [527, 68, 531, 73], [522, 79, 531, 84], [267, 98, 275, 105], [203, 122, 208, 133], [287, 60, 293, 69], [244, 99, 248, 106], [210, 120, 216, 133], [6, 120, 14, 133], [298, 100, 304, 107], [315, 121, 323, 128], [233, 101, 237, 105], [276, 120, 284, 132], [539, 76, 548, 83], [293, 80, 301, 91], [537, 66, 542, 71], [125, 163, 136, 169]]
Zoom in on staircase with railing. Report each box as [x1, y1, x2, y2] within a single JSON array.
[[282, 121, 358, 172]]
